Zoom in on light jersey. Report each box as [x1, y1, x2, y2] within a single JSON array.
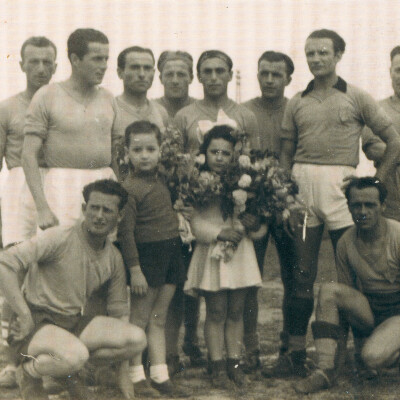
[[0, 222, 129, 317], [0, 92, 46, 169], [173, 99, 261, 154], [24, 82, 116, 169], [243, 97, 288, 155], [281, 77, 392, 167], [155, 96, 196, 120], [362, 96, 400, 221], [337, 218, 400, 294], [112, 95, 169, 138]]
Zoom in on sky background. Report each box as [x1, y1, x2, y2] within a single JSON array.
[[2, 0, 399, 174]]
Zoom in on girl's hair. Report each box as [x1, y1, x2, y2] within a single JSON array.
[[125, 120, 162, 147], [199, 125, 237, 155]]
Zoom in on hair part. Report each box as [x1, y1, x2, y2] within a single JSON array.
[[196, 50, 233, 74], [117, 46, 155, 70], [82, 179, 128, 211], [67, 28, 108, 61], [258, 51, 294, 77], [344, 176, 387, 204], [21, 36, 57, 61], [307, 29, 346, 54], [125, 120, 162, 147], [199, 125, 237, 155]]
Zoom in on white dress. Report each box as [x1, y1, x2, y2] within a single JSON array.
[[184, 201, 262, 297]]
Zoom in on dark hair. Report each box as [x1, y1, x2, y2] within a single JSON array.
[[196, 50, 233, 74], [258, 51, 294, 77], [157, 50, 193, 75], [390, 46, 400, 61], [199, 125, 237, 156], [344, 176, 387, 204], [83, 179, 128, 211], [307, 29, 346, 54], [21, 36, 57, 61], [117, 46, 155, 70], [67, 28, 108, 60], [125, 120, 162, 147]]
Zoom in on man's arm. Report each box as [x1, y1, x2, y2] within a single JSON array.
[[22, 135, 59, 229], [279, 138, 296, 171], [0, 102, 9, 171]]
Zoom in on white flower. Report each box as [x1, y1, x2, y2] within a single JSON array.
[[238, 155, 251, 168], [282, 209, 291, 220], [253, 161, 262, 171], [238, 174, 252, 188], [195, 154, 206, 165], [232, 189, 247, 206]]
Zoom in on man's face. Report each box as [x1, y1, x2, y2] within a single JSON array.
[[305, 38, 342, 78], [198, 57, 233, 99], [390, 54, 400, 98], [82, 191, 122, 237], [74, 42, 109, 86], [257, 60, 290, 100], [118, 51, 155, 95], [348, 187, 383, 231], [20, 45, 57, 90], [160, 60, 193, 100]]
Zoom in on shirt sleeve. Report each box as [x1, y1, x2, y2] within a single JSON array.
[[24, 86, 50, 140], [336, 237, 357, 288], [361, 125, 383, 152], [280, 96, 298, 141]]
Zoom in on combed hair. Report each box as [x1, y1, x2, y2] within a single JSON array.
[[196, 50, 233, 74], [258, 51, 294, 77], [344, 176, 387, 204], [390, 46, 400, 61], [125, 120, 162, 147], [117, 46, 155, 70], [67, 28, 108, 60], [308, 29, 346, 54], [82, 179, 128, 211], [21, 36, 57, 60], [199, 125, 237, 155]]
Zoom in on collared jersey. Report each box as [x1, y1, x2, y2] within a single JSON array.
[[281, 77, 392, 167], [24, 82, 116, 169], [174, 99, 260, 154]]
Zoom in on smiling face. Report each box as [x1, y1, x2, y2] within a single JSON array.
[[198, 57, 233, 99], [126, 132, 160, 173], [257, 60, 290, 100], [160, 59, 193, 99], [206, 138, 234, 174]]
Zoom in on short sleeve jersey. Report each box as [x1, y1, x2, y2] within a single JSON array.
[[24, 83, 116, 169], [174, 99, 261, 154], [243, 97, 288, 155], [281, 78, 392, 167], [0, 222, 128, 317], [336, 218, 400, 293], [155, 96, 196, 120]]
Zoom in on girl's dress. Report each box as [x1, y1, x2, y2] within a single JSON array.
[[184, 200, 262, 296]]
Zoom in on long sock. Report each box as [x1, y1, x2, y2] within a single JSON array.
[[129, 365, 146, 383], [315, 338, 337, 370], [288, 335, 306, 352], [22, 360, 41, 379], [150, 364, 169, 384]]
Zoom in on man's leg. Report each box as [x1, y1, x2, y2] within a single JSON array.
[[294, 282, 374, 394]]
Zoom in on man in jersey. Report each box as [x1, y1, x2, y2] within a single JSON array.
[[362, 46, 400, 222], [1, 179, 146, 400], [295, 177, 400, 394], [22, 28, 117, 231], [277, 29, 400, 378], [174, 49, 260, 154], [243, 51, 297, 373], [0, 36, 57, 388], [155, 50, 196, 119]]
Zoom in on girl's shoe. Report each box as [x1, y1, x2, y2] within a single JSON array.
[[209, 360, 232, 390], [227, 358, 249, 388]]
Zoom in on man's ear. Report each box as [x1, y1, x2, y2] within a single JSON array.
[[228, 70, 233, 82], [286, 76, 292, 86], [82, 202, 87, 214], [19, 60, 25, 73]]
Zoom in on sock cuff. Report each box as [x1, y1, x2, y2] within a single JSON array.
[[312, 321, 342, 340]]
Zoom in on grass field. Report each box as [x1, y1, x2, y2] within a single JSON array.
[[1, 238, 400, 399]]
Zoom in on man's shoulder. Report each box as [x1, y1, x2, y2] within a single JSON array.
[[242, 97, 259, 111], [337, 225, 357, 250], [345, 83, 374, 101], [97, 86, 114, 101], [386, 218, 400, 235], [175, 101, 199, 118], [150, 100, 168, 117], [0, 92, 27, 119]]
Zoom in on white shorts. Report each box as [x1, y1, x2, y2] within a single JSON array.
[[41, 167, 116, 228], [292, 163, 355, 231], [1, 167, 47, 246]]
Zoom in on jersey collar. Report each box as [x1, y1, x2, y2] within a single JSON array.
[[301, 76, 347, 97]]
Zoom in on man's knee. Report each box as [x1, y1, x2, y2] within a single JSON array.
[[318, 283, 342, 305], [60, 342, 89, 373], [124, 325, 147, 353], [361, 342, 388, 369]]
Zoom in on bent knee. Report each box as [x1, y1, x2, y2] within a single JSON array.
[[126, 325, 147, 351], [62, 343, 89, 372], [318, 283, 341, 304], [361, 345, 386, 369]]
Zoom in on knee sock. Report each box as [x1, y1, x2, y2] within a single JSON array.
[[288, 335, 307, 352], [287, 297, 314, 337], [129, 365, 146, 383], [150, 364, 169, 384]]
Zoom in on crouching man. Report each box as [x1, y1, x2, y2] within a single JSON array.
[[295, 177, 400, 394], [0, 179, 146, 400]]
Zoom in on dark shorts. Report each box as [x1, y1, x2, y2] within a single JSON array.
[[137, 237, 186, 288], [365, 291, 400, 328], [8, 303, 94, 365]]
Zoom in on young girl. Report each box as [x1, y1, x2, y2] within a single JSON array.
[[118, 120, 189, 398], [184, 125, 263, 389]]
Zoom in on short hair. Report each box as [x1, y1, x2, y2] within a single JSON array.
[[199, 125, 237, 155], [67, 28, 109, 60], [307, 29, 346, 54], [258, 51, 295, 77], [82, 179, 128, 211], [21, 36, 57, 61], [157, 50, 193, 75], [125, 120, 162, 147], [390, 46, 400, 61], [117, 46, 155, 70], [197, 50, 233, 74], [344, 176, 387, 204]]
